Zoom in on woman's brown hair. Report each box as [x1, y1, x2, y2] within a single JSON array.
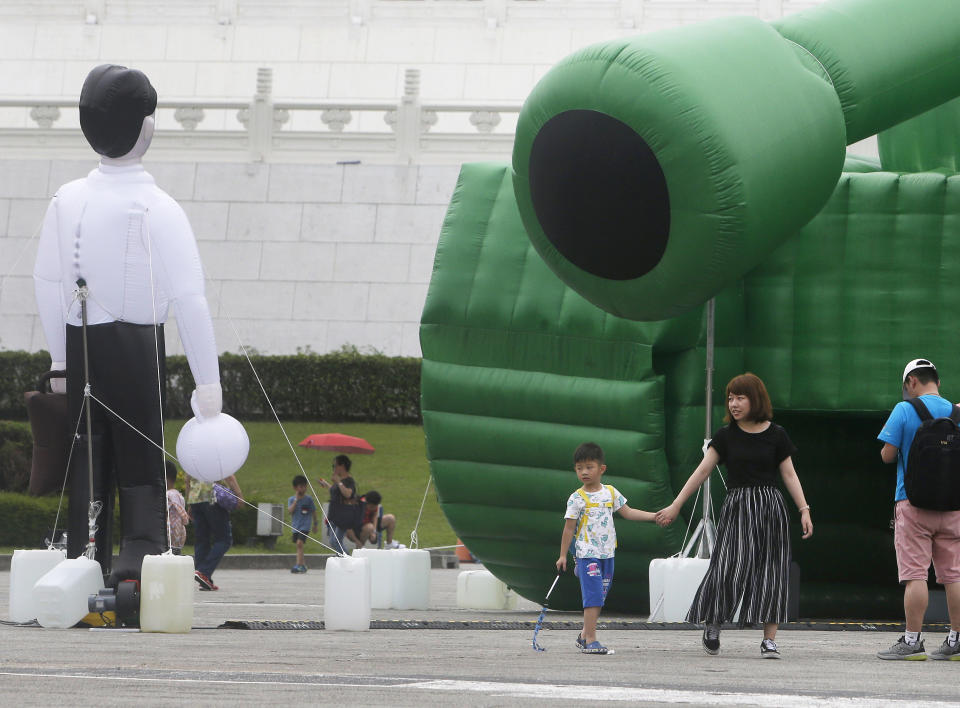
[[723, 372, 773, 423]]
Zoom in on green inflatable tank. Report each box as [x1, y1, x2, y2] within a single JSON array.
[[420, 0, 960, 617]]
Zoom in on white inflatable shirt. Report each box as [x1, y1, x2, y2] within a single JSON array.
[[33, 163, 219, 386]]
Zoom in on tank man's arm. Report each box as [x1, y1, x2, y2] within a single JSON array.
[[33, 196, 67, 372]]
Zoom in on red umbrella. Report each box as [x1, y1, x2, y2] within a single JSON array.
[[298, 433, 375, 454]]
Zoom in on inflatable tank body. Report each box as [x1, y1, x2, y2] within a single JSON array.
[[420, 0, 960, 616]]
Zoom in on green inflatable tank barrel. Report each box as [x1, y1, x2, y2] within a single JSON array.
[[511, 0, 960, 321]]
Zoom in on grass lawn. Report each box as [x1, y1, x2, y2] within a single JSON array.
[[165, 420, 455, 555]]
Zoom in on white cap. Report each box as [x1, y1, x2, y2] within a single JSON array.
[[902, 358, 937, 383]]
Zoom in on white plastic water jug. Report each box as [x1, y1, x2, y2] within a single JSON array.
[[34, 557, 104, 628], [9, 549, 66, 622], [324, 555, 371, 630], [392, 548, 430, 610], [352, 548, 395, 609], [648, 557, 709, 622], [140, 554, 195, 633], [456, 569, 517, 610]]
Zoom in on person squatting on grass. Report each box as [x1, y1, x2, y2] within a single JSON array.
[[357, 490, 401, 549], [557, 442, 655, 655], [656, 373, 813, 659]]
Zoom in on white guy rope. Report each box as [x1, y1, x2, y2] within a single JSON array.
[[144, 207, 173, 552], [409, 471, 433, 549]]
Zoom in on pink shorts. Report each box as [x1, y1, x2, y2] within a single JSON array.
[[894, 500, 960, 584]]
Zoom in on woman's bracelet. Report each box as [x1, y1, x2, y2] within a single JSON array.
[[798, 505, 810, 513]]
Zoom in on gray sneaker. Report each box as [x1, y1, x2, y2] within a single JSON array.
[[877, 636, 927, 661], [929, 638, 960, 661]]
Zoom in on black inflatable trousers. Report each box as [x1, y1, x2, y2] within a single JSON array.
[[66, 322, 167, 586]]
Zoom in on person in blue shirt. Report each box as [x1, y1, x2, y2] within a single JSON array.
[[877, 358, 960, 661], [288, 475, 318, 573]]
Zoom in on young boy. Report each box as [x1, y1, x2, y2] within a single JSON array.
[[288, 475, 318, 573], [556, 442, 655, 655]]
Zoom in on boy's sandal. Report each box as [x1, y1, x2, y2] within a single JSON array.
[[576, 634, 586, 649], [581, 641, 610, 655]]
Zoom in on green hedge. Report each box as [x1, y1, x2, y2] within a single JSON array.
[[0, 421, 32, 493], [1, 348, 421, 496], [0, 351, 50, 420], [0, 491, 75, 547], [0, 490, 260, 549], [0, 349, 421, 422]]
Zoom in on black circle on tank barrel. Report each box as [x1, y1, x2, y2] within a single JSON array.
[[528, 109, 670, 281]]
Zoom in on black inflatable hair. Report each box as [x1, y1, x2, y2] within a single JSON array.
[[79, 64, 157, 158]]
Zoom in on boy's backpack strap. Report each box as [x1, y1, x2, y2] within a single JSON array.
[[604, 485, 616, 507], [575, 488, 591, 544], [950, 405, 960, 425], [907, 397, 933, 421]]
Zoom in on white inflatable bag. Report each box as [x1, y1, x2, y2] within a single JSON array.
[[176, 412, 249, 483]]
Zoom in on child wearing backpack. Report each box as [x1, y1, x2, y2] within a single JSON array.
[[877, 358, 960, 660], [556, 442, 655, 655]]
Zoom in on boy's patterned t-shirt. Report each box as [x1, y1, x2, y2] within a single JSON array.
[[564, 486, 626, 559]]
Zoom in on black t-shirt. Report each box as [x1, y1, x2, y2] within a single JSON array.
[[708, 422, 797, 488], [328, 475, 359, 529]]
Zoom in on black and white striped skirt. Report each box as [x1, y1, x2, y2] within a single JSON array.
[[687, 485, 791, 627]]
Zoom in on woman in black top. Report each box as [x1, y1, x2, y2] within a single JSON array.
[[656, 373, 813, 658]]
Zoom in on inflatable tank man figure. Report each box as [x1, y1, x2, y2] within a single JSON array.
[[33, 65, 223, 586]]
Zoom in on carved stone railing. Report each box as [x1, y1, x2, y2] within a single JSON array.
[[0, 67, 521, 165], [2, 1, 813, 28]]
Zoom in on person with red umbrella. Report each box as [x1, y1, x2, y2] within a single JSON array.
[[299, 434, 372, 548], [317, 454, 362, 550], [300, 434, 377, 550]]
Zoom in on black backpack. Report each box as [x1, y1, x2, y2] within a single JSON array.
[[904, 398, 960, 511]]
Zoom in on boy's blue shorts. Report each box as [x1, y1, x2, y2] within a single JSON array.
[[575, 557, 614, 608]]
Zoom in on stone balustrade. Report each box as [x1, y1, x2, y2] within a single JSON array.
[[0, 68, 520, 165], [1, 1, 819, 27]]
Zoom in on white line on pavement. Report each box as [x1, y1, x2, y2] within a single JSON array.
[[398, 679, 954, 706]]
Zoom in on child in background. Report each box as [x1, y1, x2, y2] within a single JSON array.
[[358, 490, 401, 549], [165, 461, 189, 554], [288, 474, 318, 573], [557, 442, 656, 655]]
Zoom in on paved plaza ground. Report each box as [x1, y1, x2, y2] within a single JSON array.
[[1, 563, 957, 706]]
